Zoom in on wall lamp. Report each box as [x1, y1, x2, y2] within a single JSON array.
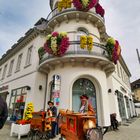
[[108, 89, 112, 93], [26, 86, 31, 90]]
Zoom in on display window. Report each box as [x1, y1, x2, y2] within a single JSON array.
[[9, 87, 27, 121]]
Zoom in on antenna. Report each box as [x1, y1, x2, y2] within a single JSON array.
[[136, 49, 140, 65]]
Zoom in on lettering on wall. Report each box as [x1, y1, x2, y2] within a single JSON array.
[[0, 85, 9, 92]]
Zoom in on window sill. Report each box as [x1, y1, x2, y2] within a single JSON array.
[[15, 69, 20, 73], [24, 64, 31, 69], [7, 74, 12, 77]]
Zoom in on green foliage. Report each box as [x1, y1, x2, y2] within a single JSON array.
[[38, 47, 46, 60]]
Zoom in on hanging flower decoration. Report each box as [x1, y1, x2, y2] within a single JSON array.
[[73, 0, 98, 12], [95, 3, 105, 17], [106, 37, 121, 64], [38, 47, 46, 60], [80, 36, 87, 49], [58, 0, 72, 12], [87, 36, 93, 51], [80, 35, 93, 52], [44, 32, 69, 56]]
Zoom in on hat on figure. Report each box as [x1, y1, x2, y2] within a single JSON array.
[[47, 101, 54, 105], [80, 94, 89, 100]]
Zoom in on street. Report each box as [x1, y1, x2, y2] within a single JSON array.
[[0, 117, 140, 140]]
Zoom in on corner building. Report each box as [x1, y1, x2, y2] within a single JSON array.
[[0, 0, 136, 127]]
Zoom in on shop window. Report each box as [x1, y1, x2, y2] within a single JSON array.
[[9, 87, 27, 121], [25, 46, 33, 66]]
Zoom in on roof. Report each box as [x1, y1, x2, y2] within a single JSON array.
[[0, 18, 47, 65]]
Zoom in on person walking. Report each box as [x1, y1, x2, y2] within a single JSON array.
[[0, 96, 8, 129]]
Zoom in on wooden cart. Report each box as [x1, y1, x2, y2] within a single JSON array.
[[59, 112, 96, 140]]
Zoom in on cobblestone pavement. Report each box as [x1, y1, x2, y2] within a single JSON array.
[[0, 117, 140, 140]]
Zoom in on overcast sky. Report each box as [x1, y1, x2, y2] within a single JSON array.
[[0, 0, 140, 82]]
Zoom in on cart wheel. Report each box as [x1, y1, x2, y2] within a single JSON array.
[[86, 128, 103, 140], [28, 130, 36, 140]]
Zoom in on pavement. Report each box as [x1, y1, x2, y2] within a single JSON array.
[[0, 117, 140, 140]]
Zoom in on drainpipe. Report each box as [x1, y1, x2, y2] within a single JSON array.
[[43, 74, 48, 111]]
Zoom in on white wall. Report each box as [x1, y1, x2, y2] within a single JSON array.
[[46, 64, 111, 126]]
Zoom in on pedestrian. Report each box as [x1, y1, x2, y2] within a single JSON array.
[[47, 101, 57, 138], [0, 96, 8, 129], [79, 94, 95, 115], [110, 113, 119, 130]]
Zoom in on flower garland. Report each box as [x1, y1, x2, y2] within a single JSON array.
[[80, 35, 93, 52], [58, 0, 72, 12], [106, 37, 121, 64], [44, 32, 69, 56], [73, 0, 98, 11], [95, 3, 105, 17]]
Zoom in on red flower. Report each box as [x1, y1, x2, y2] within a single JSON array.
[[95, 3, 105, 17], [52, 32, 59, 37]]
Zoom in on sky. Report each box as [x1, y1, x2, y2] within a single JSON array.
[[0, 0, 140, 82]]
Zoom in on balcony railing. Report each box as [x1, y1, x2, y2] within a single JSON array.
[[46, 7, 104, 23], [40, 41, 108, 64]]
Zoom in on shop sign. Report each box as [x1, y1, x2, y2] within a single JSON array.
[[52, 75, 61, 106], [0, 85, 8, 92]]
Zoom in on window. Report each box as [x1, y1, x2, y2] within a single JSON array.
[[77, 28, 88, 41], [8, 59, 14, 76], [117, 92, 126, 119], [2, 65, 7, 79], [0, 68, 2, 79], [9, 87, 27, 121], [77, 28, 89, 52], [72, 78, 97, 113], [25, 46, 32, 66], [16, 53, 22, 71]]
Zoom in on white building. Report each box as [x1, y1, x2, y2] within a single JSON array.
[[0, 0, 135, 127]]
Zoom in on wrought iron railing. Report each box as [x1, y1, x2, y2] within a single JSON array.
[[40, 41, 108, 64]]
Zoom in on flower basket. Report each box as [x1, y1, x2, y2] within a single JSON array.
[[73, 0, 98, 12], [106, 37, 121, 64], [44, 32, 69, 56]]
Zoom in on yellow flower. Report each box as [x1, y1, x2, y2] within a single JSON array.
[[87, 36, 93, 52], [46, 34, 52, 41], [60, 32, 67, 37], [58, 0, 63, 12], [107, 37, 115, 45], [80, 36, 87, 49], [67, 0, 72, 8], [81, 0, 89, 8]]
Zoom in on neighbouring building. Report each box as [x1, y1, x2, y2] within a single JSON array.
[[0, 0, 136, 127], [131, 79, 140, 102]]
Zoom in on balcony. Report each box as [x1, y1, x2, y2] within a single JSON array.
[[46, 8, 105, 35], [38, 41, 115, 75]]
